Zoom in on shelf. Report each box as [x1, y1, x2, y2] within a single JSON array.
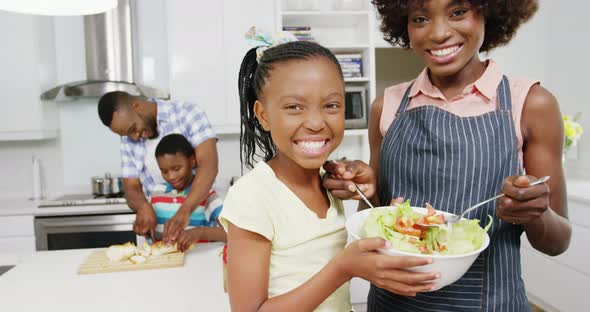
[[344, 77, 370, 82], [325, 44, 370, 51], [282, 11, 368, 28]]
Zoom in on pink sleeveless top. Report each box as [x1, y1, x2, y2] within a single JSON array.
[[380, 60, 539, 165]]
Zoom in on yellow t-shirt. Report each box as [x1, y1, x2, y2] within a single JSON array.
[[219, 162, 351, 312]]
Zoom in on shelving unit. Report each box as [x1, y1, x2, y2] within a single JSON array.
[[276, 4, 424, 307], [276, 0, 424, 149], [276, 0, 378, 165]]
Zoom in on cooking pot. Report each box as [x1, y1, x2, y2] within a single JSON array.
[[91, 173, 123, 196]]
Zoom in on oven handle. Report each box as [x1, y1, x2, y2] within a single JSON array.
[[35, 214, 137, 228]]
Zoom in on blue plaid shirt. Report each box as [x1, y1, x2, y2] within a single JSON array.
[[120, 99, 217, 194]]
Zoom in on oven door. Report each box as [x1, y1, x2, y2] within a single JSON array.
[[34, 213, 137, 251]]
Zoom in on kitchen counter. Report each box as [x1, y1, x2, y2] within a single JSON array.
[[0, 197, 38, 216], [0, 197, 132, 217], [0, 178, 587, 217], [0, 242, 230, 312]]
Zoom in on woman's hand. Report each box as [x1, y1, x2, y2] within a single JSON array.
[[163, 208, 191, 245], [333, 237, 439, 297], [322, 159, 376, 201], [497, 175, 550, 225]]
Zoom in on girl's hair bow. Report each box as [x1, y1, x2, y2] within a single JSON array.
[[245, 26, 298, 62]]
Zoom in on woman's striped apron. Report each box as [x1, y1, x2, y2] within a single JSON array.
[[370, 76, 529, 311]]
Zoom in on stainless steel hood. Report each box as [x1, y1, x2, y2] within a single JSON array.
[[41, 0, 168, 100]]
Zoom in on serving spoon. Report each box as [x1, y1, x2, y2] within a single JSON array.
[[353, 183, 375, 209], [423, 175, 551, 227]]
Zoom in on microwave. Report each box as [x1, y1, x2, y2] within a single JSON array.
[[344, 86, 368, 129]]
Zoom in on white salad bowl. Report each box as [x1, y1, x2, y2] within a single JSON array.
[[345, 206, 490, 291]]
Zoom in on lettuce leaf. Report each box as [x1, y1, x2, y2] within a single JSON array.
[[362, 206, 493, 255]]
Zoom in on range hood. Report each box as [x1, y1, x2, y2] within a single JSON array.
[[41, 0, 168, 100]]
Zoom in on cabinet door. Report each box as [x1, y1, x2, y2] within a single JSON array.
[[0, 11, 58, 138], [166, 0, 275, 134], [166, 0, 226, 127], [221, 0, 276, 133]]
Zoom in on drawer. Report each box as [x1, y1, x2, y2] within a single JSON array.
[[0, 215, 34, 236]]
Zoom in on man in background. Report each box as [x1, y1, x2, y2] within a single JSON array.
[[98, 91, 218, 245]]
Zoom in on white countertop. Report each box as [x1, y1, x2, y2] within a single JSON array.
[[0, 197, 38, 216], [0, 242, 231, 312], [0, 179, 588, 217], [0, 197, 132, 217]]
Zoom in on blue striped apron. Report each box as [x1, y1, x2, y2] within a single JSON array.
[[370, 76, 529, 311]]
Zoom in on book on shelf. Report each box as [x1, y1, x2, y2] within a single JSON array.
[[336, 53, 363, 77], [335, 53, 362, 59], [282, 26, 315, 42]]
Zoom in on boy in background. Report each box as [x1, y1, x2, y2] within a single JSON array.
[[151, 133, 226, 251]]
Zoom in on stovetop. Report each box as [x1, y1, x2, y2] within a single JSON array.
[[38, 193, 127, 208]]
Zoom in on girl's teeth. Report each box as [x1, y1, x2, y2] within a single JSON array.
[[297, 140, 325, 151], [430, 45, 459, 57]]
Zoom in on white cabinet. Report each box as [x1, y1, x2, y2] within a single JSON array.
[[166, 0, 276, 134], [521, 185, 590, 312], [0, 11, 59, 141], [0, 215, 35, 265]]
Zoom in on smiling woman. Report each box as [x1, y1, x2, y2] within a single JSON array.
[[320, 0, 571, 311]]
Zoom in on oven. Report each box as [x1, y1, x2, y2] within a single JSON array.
[[35, 213, 137, 251], [35, 194, 136, 251], [344, 85, 368, 129]]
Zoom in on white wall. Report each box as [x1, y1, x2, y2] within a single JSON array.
[[0, 140, 62, 198], [489, 0, 589, 179], [544, 0, 590, 178]]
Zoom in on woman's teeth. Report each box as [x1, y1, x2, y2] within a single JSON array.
[[297, 140, 326, 152], [430, 45, 460, 57]]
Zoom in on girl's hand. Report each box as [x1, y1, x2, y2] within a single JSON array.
[[497, 175, 550, 225], [334, 237, 439, 297], [177, 228, 201, 252], [322, 160, 376, 200]]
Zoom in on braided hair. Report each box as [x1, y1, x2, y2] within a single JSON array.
[[237, 41, 343, 170]]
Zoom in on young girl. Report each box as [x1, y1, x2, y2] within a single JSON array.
[[219, 35, 440, 311], [323, 0, 571, 311]]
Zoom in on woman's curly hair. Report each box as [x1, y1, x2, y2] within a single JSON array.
[[372, 0, 538, 52]]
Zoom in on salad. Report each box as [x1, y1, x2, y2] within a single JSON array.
[[363, 200, 492, 255]]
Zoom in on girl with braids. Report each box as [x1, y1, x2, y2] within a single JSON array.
[[323, 0, 571, 311], [219, 32, 439, 311]]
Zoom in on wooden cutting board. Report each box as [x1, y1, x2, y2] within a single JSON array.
[[78, 248, 185, 274]]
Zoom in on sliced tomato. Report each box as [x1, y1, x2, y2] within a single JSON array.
[[397, 216, 413, 228], [393, 224, 422, 237]]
